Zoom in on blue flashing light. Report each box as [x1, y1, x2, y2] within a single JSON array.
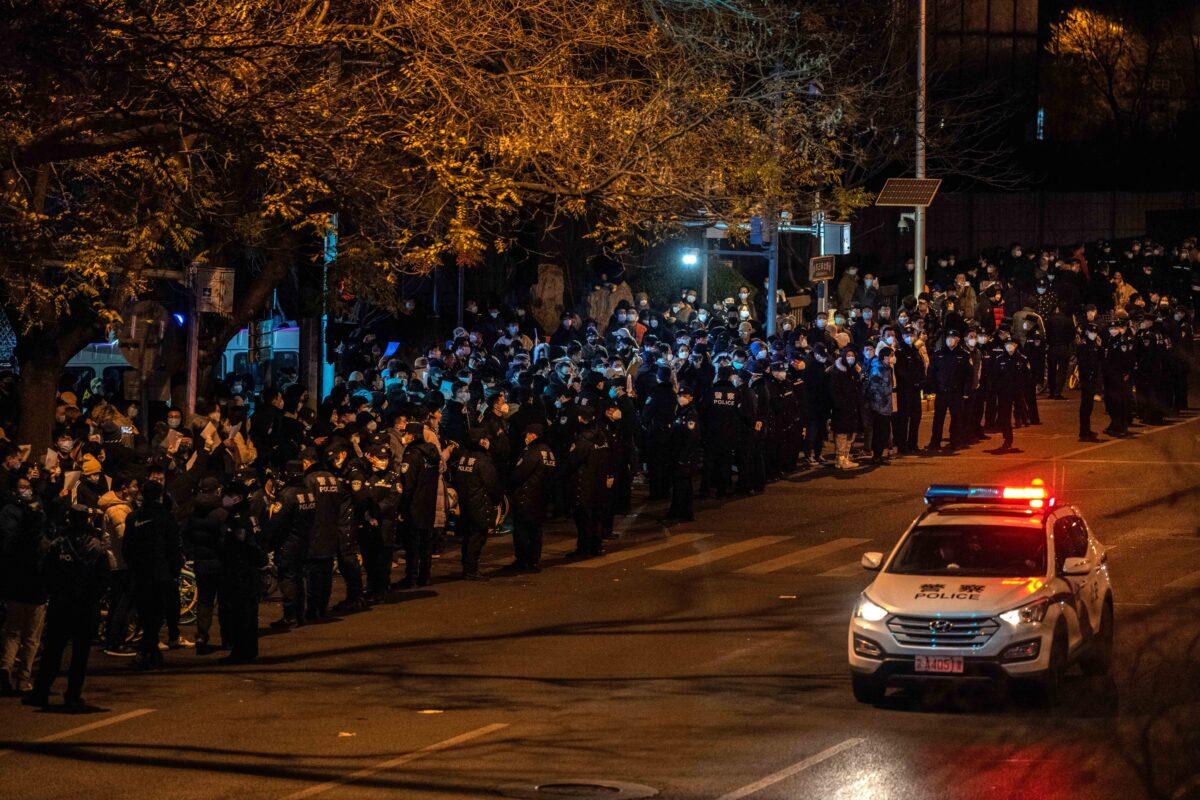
[[172, 312, 186, 327]]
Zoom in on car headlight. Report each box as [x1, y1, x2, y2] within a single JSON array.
[[999, 597, 1051, 626], [855, 595, 889, 622]]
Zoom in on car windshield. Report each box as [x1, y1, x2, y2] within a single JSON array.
[[888, 524, 1047, 577]]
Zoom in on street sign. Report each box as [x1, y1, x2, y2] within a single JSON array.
[[749, 216, 763, 245], [194, 267, 236, 314], [809, 255, 836, 282], [874, 177, 942, 207]]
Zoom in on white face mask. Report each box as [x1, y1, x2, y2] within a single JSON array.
[[845, 356, 856, 366], [1006, 344, 1018, 354]]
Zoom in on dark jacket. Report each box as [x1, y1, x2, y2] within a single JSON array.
[[400, 439, 442, 531], [829, 360, 864, 434], [265, 481, 316, 551], [0, 497, 50, 604], [510, 440, 555, 523], [567, 424, 612, 508], [304, 467, 351, 559], [928, 344, 969, 395], [669, 404, 704, 475], [453, 447, 504, 530], [122, 499, 183, 584], [183, 492, 226, 576]]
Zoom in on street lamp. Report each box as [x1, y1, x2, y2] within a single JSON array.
[[680, 249, 700, 267]]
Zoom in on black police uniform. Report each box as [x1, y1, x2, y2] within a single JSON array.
[[510, 436, 555, 569], [453, 443, 503, 578], [667, 403, 703, 521], [266, 473, 316, 625]]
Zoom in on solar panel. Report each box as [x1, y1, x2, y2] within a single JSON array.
[[874, 177, 942, 207]]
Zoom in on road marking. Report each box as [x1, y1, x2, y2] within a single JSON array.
[[648, 536, 791, 572], [817, 561, 869, 577], [715, 738, 865, 800], [280, 723, 509, 800], [1055, 414, 1200, 461], [736, 538, 869, 575], [0, 708, 155, 758], [567, 533, 712, 568], [1165, 569, 1200, 590]]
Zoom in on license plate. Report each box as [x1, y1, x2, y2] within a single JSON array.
[[914, 655, 964, 674]]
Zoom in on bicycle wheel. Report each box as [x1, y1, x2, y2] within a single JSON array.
[[178, 571, 199, 625]]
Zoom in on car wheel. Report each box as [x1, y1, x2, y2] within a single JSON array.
[[1080, 600, 1114, 677], [851, 672, 885, 704], [1035, 627, 1068, 707]]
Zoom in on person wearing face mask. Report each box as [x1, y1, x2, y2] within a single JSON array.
[[479, 394, 513, 471], [452, 427, 503, 581], [1101, 323, 1134, 437], [0, 476, 50, 696], [509, 424, 555, 571], [836, 267, 860, 311], [397, 419, 440, 589], [640, 365, 678, 501], [925, 330, 970, 451], [565, 406, 612, 558], [988, 337, 1025, 452], [215, 469, 268, 664], [664, 385, 702, 521], [1017, 325, 1044, 426], [357, 444, 402, 599], [829, 346, 864, 469], [1168, 307, 1193, 411], [854, 274, 880, 309], [298, 447, 352, 621], [863, 346, 898, 465], [850, 306, 878, 351], [1076, 323, 1104, 441], [892, 327, 926, 454], [1132, 315, 1168, 426], [803, 344, 833, 464], [124, 480, 184, 669], [182, 477, 228, 656], [704, 365, 747, 493], [960, 329, 986, 444], [98, 475, 139, 657], [1044, 303, 1075, 400]]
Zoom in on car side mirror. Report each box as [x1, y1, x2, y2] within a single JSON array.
[[1062, 556, 1090, 576], [861, 552, 883, 571]]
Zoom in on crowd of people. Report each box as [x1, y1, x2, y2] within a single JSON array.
[[0, 234, 1196, 711]]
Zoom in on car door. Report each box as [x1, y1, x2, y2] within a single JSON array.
[[1051, 512, 1093, 648]]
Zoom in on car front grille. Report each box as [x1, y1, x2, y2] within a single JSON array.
[[887, 614, 999, 648]]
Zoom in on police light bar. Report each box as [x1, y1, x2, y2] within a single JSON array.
[[925, 480, 1052, 508]]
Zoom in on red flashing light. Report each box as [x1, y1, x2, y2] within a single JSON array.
[[1002, 486, 1046, 500]]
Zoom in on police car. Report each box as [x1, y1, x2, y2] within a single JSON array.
[[848, 480, 1113, 705]]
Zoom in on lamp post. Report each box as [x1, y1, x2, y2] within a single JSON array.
[[914, 0, 928, 300]]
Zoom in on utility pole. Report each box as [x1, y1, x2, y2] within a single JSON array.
[[185, 266, 199, 415], [914, 0, 928, 300]]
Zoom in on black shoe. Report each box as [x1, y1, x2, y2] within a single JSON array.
[[395, 578, 415, 590], [195, 644, 211, 656], [463, 572, 490, 582], [526, 565, 542, 574], [21, 693, 49, 708], [217, 655, 255, 665], [269, 618, 296, 631], [1078, 433, 1101, 442], [61, 699, 104, 714]]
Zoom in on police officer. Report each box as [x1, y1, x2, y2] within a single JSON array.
[[990, 337, 1025, 451], [1102, 322, 1134, 437], [510, 423, 554, 571], [1169, 306, 1194, 411], [1133, 315, 1167, 425], [780, 351, 808, 470], [453, 428, 503, 580], [398, 420, 439, 588], [640, 365, 676, 500], [566, 406, 611, 558], [359, 443, 402, 598], [926, 329, 969, 451], [265, 460, 315, 629], [326, 445, 366, 615], [667, 384, 702, 521], [1076, 324, 1104, 441], [704, 366, 743, 494], [298, 447, 348, 621]]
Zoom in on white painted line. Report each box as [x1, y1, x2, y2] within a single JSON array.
[[649, 536, 791, 572], [567, 533, 712, 568], [280, 723, 509, 800], [1165, 570, 1200, 590], [0, 708, 155, 758], [817, 561, 869, 578], [736, 538, 869, 575], [715, 738, 865, 800], [1055, 414, 1200, 461]]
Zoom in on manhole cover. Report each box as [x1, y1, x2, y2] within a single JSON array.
[[500, 779, 658, 799]]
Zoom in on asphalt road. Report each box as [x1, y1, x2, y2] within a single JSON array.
[[3, 389, 1199, 800]]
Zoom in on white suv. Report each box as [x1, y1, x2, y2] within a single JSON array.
[[848, 481, 1114, 705]]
